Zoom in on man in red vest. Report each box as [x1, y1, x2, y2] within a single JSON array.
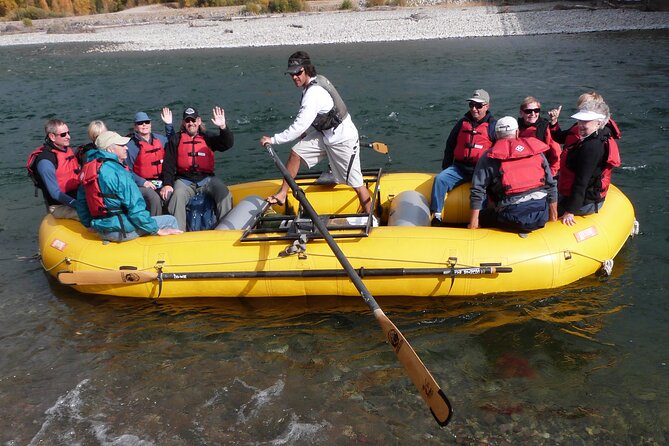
[[26, 118, 81, 219], [468, 116, 558, 233], [160, 106, 234, 231]]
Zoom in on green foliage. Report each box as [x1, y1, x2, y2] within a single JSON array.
[[22, 16, 32, 25], [339, 0, 352, 9]]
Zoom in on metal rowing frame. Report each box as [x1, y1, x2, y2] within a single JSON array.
[[239, 168, 383, 243]]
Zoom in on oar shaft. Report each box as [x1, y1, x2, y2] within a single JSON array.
[[264, 143, 452, 426], [266, 144, 380, 310], [58, 266, 512, 286]]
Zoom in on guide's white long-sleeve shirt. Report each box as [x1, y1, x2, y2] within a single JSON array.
[[272, 81, 358, 146]]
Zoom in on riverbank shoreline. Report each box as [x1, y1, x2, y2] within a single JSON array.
[[1, 2, 668, 52]]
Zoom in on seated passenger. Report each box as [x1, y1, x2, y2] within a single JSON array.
[[430, 89, 496, 226], [517, 96, 561, 177], [557, 101, 621, 226], [468, 117, 558, 233], [160, 106, 234, 231], [125, 108, 175, 216], [548, 91, 621, 147], [76, 131, 182, 242], [76, 120, 107, 166], [27, 118, 81, 220]]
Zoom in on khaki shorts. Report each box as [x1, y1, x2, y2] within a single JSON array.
[[49, 204, 80, 220], [292, 131, 363, 188]]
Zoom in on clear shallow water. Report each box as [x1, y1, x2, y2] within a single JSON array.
[[0, 31, 668, 444]]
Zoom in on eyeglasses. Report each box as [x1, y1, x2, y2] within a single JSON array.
[[135, 120, 151, 125], [290, 70, 304, 78], [522, 108, 541, 114], [184, 117, 197, 124], [53, 131, 70, 137], [469, 101, 486, 110]]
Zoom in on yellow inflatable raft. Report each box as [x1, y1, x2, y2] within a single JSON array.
[[40, 171, 637, 299]]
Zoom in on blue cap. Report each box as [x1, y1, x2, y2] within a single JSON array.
[[134, 111, 151, 123]]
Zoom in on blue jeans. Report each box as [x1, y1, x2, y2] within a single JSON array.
[[98, 215, 179, 242], [430, 165, 468, 214]]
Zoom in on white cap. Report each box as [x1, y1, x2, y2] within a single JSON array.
[[571, 110, 606, 121], [495, 116, 518, 133]]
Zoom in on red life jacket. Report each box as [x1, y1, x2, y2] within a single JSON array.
[[453, 120, 493, 166], [561, 118, 621, 152], [519, 119, 561, 176], [176, 133, 215, 176], [558, 129, 621, 200], [26, 144, 81, 194], [488, 137, 549, 196], [80, 158, 123, 219], [132, 135, 164, 179]]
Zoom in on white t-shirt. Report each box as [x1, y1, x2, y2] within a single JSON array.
[[272, 79, 358, 146]]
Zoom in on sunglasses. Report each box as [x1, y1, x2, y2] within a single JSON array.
[[522, 108, 541, 114], [184, 117, 197, 123], [53, 131, 70, 137], [290, 69, 304, 77], [135, 120, 151, 125], [468, 101, 486, 109]]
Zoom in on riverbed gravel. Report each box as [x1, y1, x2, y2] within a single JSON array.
[[0, 2, 667, 52]]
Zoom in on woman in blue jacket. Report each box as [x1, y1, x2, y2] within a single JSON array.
[[76, 131, 182, 242]]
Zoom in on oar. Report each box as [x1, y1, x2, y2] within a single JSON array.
[[263, 143, 452, 426], [362, 141, 391, 163], [362, 141, 389, 154], [59, 265, 512, 286]]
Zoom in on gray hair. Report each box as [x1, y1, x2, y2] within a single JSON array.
[[44, 118, 66, 135], [580, 100, 610, 128]]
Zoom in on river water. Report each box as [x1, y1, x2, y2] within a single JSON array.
[[1, 30, 668, 444]]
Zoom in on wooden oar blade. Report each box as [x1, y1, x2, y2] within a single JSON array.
[[58, 270, 157, 285], [374, 308, 453, 426], [370, 141, 389, 154]]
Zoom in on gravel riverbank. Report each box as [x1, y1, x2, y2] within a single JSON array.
[[1, 2, 668, 52]]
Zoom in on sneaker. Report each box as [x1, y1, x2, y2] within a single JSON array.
[[431, 216, 442, 227], [372, 215, 379, 227]]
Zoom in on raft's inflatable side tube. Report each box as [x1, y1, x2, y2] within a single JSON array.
[[216, 195, 266, 230], [388, 190, 431, 227]]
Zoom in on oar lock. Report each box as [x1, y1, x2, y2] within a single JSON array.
[[279, 234, 308, 259]]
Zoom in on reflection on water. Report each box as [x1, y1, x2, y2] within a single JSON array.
[[15, 270, 646, 444]]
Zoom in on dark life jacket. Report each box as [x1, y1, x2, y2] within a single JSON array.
[[304, 75, 349, 132]]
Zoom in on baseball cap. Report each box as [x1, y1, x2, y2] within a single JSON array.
[[571, 110, 606, 121], [183, 107, 199, 119], [495, 116, 519, 133], [467, 89, 490, 104], [96, 131, 130, 150], [134, 111, 151, 123], [285, 53, 311, 74]]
